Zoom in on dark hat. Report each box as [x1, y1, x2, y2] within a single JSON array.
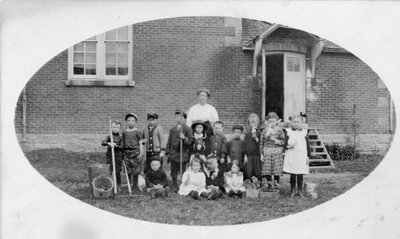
[[196, 88, 211, 97], [191, 120, 208, 131], [175, 109, 187, 118], [232, 125, 244, 131], [125, 113, 138, 121], [213, 120, 224, 126], [147, 113, 159, 120], [149, 155, 161, 163]]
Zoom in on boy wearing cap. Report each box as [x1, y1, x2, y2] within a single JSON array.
[[122, 113, 145, 190], [101, 121, 123, 187], [142, 113, 166, 173], [207, 121, 228, 173], [145, 158, 170, 198], [166, 109, 194, 192], [227, 125, 246, 171]]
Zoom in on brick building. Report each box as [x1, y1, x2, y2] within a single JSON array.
[[14, 17, 395, 152]]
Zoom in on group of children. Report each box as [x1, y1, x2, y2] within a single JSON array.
[[102, 109, 310, 200]]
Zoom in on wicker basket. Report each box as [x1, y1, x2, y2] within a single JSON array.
[[92, 176, 114, 198]]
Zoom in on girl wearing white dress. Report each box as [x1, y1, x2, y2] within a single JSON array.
[[178, 157, 208, 200], [283, 115, 310, 198], [224, 161, 246, 198]]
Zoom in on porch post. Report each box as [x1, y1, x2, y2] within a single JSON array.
[[261, 49, 266, 122]]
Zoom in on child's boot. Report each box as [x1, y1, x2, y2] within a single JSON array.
[[172, 177, 178, 192], [228, 190, 235, 197], [163, 186, 170, 197], [237, 190, 244, 198]]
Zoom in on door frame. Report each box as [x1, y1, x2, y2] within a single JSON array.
[[261, 50, 306, 122]]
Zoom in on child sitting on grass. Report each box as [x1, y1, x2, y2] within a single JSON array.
[[283, 115, 310, 198], [203, 157, 225, 200], [145, 159, 170, 198], [224, 161, 246, 198], [101, 121, 123, 188], [178, 157, 208, 200]]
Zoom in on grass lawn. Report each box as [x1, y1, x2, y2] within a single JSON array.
[[24, 149, 384, 226]]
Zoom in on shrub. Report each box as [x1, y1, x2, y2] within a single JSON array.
[[325, 143, 360, 161]]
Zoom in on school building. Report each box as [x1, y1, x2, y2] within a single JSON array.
[[15, 17, 395, 153]]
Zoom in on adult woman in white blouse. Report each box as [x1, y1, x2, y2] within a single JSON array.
[[186, 88, 219, 137]]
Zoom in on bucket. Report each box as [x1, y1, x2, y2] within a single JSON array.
[[92, 176, 114, 198], [88, 164, 110, 196], [246, 189, 259, 199], [304, 183, 317, 194]]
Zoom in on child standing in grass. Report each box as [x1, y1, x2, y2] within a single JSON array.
[[203, 157, 225, 200], [207, 120, 228, 172], [178, 157, 208, 200], [122, 113, 145, 191], [101, 121, 123, 187], [145, 159, 170, 198], [166, 109, 193, 192], [190, 120, 208, 166], [227, 125, 246, 171], [260, 112, 285, 190], [142, 113, 166, 172], [244, 113, 262, 181], [224, 161, 246, 198], [283, 115, 310, 198]]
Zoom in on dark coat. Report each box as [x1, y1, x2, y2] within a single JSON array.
[[166, 124, 194, 163], [207, 133, 227, 160], [227, 138, 246, 167], [101, 133, 123, 159], [145, 169, 168, 188], [244, 129, 261, 156], [204, 169, 224, 191]]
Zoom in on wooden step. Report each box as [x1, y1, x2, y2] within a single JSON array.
[[309, 158, 331, 163]]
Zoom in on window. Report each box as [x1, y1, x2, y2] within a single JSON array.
[[66, 26, 134, 86], [287, 56, 300, 72]]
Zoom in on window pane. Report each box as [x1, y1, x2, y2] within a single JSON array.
[[118, 53, 128, 64], [117, 43, 129, 53], [106, 42, 117, 52], [287, 57, 294, 72], [86, 53, 96, 64], [117, 28, 128, 40], [73, 64, 84, 74], [86, 64, 96, 75], [106, 65, 116, 75], [73, 53, 84, 63], [294, 63, 300, 72], [118, 66, 128, 76], [73, 42, 84, 51], [106, 30, 116, 40], [86, 42, 96, 52], [106, 53, 117, 64]]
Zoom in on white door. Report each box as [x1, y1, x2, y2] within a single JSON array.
[[283, 52, 306, 121]]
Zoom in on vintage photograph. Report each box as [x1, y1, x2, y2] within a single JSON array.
[[14, 16, 395, 226]]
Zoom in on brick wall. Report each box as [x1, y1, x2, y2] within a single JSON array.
[[15, 17, 259, 135], [307, 52, 393, 134], [14, 17, 393, 136]]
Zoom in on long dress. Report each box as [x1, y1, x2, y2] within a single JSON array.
[[178, 169, 207, 195], [283, 128, 309, 175]]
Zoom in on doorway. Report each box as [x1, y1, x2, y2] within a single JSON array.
[[263, 52, 306, 121], [265, 54, 284, 119]]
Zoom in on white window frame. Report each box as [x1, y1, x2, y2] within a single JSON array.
[[66, 26, 134, 87]]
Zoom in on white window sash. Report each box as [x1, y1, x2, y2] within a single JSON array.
[[67, 25, 133, 81]]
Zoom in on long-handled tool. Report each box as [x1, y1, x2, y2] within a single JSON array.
[[177, 124, 183, 183], [122, 160, 132, 196], [109, 117, 118, 195]]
